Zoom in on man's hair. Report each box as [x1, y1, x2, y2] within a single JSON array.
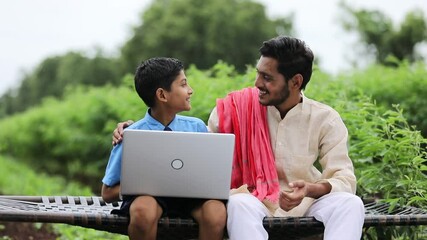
[[134, 57, 184, 107], [259, 36, 314, 90]]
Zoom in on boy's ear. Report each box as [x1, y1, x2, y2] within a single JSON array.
[[156, 88, 168, 103]]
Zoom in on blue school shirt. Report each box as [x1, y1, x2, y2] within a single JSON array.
[[102, 110, 208, 187]]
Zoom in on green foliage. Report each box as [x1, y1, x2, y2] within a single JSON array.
[[348, 100, 426, 208], [0, 75, 143, 191], [185, 61, 254, 121], [0, 0, 293, 120], [0, 51, 121, 117], [306, 70, 427, 239], [0, 155, 92, 196], [306, 69, 427, 209], [120, 0, 293, 74], [52, 224, 127, 240], [339, 2, 427, 65], [339, 61, 427, 137]]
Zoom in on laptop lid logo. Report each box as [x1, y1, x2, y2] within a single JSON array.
[[171, 159, 184, 170]]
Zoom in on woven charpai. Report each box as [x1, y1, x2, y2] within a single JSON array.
[[1, 196, 427, 239]]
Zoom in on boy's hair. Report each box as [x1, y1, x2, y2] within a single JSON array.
[[259, 36, 314, 90], [134, 57, 184, 107]]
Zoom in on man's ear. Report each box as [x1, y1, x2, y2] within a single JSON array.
[[290, 74, 303, 90], [156, 88, 168, 103]]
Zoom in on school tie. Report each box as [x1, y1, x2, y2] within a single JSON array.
[[164, 126, 172, 131]]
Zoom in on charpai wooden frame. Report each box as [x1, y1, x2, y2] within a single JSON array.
[[1, 195, 427, 239]]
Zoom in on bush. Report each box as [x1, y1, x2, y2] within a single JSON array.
[[338, 61, 427, 137], [305, 69, 427, 209]]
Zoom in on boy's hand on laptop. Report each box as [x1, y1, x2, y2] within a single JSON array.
[[112, 120, 134, 146]]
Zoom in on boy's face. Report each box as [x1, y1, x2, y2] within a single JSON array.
[[164, 70, 193, 112]]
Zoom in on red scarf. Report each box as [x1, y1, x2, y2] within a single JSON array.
[[217, 87, 280, 203]]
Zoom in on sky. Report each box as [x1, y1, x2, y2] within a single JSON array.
[[1, 0, 426, 96]]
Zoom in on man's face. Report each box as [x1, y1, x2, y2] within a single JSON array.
[[254, 56, 290, 107], [165, 70, 193, 112]]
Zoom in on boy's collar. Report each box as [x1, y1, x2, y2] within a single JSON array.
[[146, 108, 176, 129]]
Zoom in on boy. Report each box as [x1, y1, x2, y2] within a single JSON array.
[[101, 57, 227, 240]]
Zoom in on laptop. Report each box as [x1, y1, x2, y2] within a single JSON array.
[[120, 129, 235, 199]]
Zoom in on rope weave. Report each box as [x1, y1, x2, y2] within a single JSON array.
[[1, 196, 427, 239]]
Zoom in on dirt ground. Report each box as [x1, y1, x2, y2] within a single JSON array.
[[0, 222, 57, 240]]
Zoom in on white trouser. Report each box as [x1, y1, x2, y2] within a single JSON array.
[[227, 192, 365, 240]]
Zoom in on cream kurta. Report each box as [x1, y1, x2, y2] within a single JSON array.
[[208, 94, 356, 217]]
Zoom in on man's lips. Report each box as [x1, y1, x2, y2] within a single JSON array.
[[258, 89, 267, 96]]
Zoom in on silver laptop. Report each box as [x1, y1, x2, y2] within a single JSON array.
[[120, 129, 235, 199]]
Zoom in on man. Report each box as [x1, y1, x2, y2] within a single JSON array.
[[113, 36, 365, 240]]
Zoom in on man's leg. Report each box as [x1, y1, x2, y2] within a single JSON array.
[[305, 192, 365, 240], [227, 193, 269, 240]]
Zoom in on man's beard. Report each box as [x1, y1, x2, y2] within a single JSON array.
[[259, 86, 290, 107]]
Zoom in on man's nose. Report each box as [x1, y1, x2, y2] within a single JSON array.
[[254, 74, 262, 88]]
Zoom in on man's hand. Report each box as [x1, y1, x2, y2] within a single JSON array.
[[112, 120, 134, 146], [279, 180, 307, 211], [279, 180, 332, 211]]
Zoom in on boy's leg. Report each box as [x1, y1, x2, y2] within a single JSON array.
[[227, 193, 269, 240], [305, 192, 365, 240], [192, 199, 227, 240], [128, 196, 163, 240]]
